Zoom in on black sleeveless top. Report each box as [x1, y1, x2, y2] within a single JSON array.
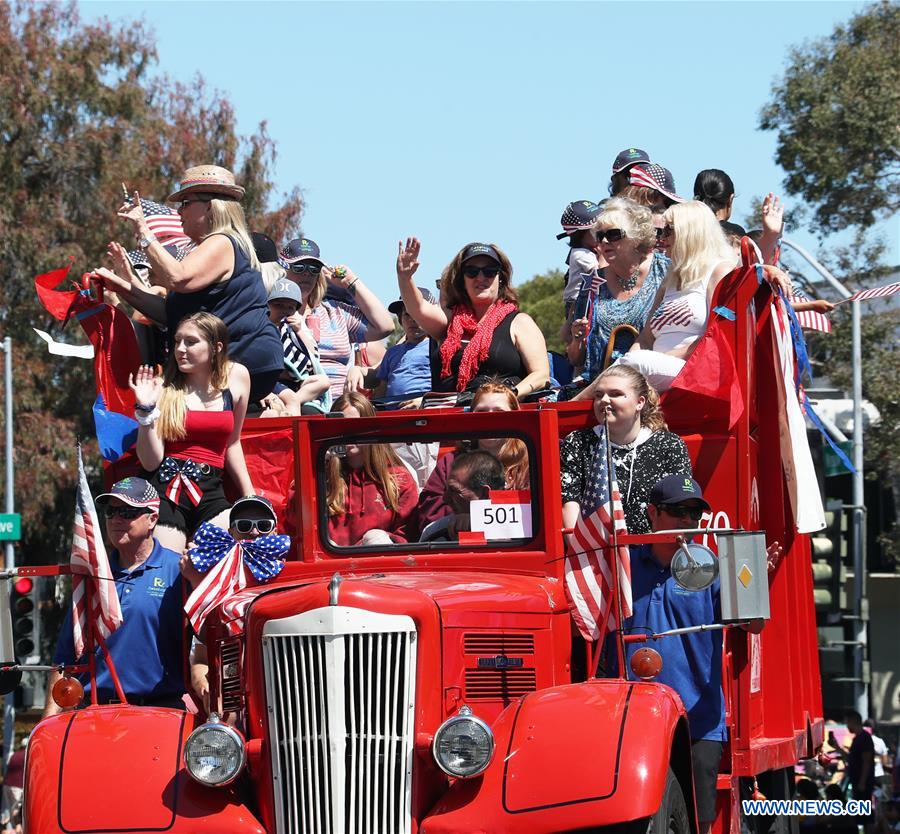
[[430, 310, 527, 393], [165, 235, 283, 377]]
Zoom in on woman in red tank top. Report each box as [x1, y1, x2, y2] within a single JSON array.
[[130, 312, 253, 553]]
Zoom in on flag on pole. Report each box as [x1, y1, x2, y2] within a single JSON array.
[[564, 425, 633, 642], [834, 280, 900, 305], [70, 446, 123, 657], [788, 289, 832, 333], [123, 196, 193, 249]]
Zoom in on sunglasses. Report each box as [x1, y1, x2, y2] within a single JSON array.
[[105, 506, 152, 520], [462, 266, 501, 280], [233, 518, 276, 535], [657, 504, 704, 522], [596, 228, 627, 243], [656, 225, 674, 239], [177, 197, 210, 209], [288, 263, 322, 275]]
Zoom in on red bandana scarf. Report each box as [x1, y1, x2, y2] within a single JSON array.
[[439, 301, 518, 392]]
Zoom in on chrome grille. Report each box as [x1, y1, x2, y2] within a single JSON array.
[[263, 607, 417, 834], [220, 639, 243, 713]]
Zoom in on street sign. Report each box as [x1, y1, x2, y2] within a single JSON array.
[[0, 514, 21, 541]]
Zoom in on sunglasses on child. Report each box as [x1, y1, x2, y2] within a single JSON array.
[[656, 504, 704, 522], [232, 518, 276, 534], [596, 228, 627, 243], [462, 266, 501, 280], [105, 506, 153, 520], [288, 263, 322, 275]]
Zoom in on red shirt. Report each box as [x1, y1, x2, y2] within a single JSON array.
[[328, 466, 417, 546]]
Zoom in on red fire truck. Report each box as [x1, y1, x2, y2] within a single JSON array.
[[12, 258, 823, 833]]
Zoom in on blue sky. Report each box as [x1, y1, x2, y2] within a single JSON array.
[[83, 1, 897, 303]]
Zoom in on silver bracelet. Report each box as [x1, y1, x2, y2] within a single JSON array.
[[134, 406, 160, 426]]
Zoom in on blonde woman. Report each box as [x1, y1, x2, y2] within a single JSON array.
[[98, 165, 283, 402], [618, 201, 737, 392], [326, 393, 417, 546], [561, 365, 692, 535], [130, 312, 254, 553]]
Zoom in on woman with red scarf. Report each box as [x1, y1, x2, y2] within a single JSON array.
[[396, 238, 549, 399]]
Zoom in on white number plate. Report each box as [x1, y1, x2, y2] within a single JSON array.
[[470, 490, 532, 540]]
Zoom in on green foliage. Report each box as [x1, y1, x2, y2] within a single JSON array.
[[759, 0, 900, 233], [517, 269, 566, 354], [0, 1, 302, 562]]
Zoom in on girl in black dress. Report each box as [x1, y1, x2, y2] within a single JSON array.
[[560, 365, 692, 534]]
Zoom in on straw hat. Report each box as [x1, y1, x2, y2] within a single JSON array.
[[167, 165, 245, 202]]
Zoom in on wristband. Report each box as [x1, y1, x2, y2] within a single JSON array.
[[134, 406, 160, 426], [134, 402, 156, 413]]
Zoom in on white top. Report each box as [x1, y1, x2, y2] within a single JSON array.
[[564, 248, 600, 304], [649, 261, 728, 354]]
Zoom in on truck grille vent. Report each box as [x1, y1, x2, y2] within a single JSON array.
[[465, 668, 536, 702], [463, 633, 535, 655], [220, 639, 243, 713], [262, 608, 417, 834]]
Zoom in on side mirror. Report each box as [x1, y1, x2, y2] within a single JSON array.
[[0, 577, 22, 696], [671, 542, 719, 592]]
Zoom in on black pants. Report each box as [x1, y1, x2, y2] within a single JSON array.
[[691, 739, 725, 823]]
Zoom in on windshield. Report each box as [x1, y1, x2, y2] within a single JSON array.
[[318, 432, 536, 552]]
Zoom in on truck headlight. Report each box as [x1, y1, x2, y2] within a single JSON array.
[[183, 714, 246, 786], [433, 705, 494, 778]]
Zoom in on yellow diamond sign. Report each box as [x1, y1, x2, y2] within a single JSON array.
[[738, 564, 753, 588]]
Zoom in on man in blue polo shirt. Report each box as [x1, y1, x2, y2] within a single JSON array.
[[622, 474, 724, 834], [44, 477, 185, 714]]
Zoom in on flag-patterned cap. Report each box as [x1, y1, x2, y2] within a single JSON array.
[[126, 243, 188, 269], [96, 477, 160, 510], [629, 164, 685, 203], [167, 164, 245, 202], [557, 200, 604, 240], [280, 238, 325, 266], [612, 147, 651, 174]]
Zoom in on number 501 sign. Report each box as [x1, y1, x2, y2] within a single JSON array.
[[470, 490, 533, 540]]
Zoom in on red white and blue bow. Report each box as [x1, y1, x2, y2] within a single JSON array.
[[158, 457, 204, 506], [185, 521, 289, 633]]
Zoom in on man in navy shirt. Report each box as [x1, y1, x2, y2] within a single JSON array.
[[621, 474, 723, 834], [44, 477, 185, 714]]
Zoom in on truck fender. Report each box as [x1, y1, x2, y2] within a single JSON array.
[[422, 679, 694, 834], [24, 705, 264, 834]]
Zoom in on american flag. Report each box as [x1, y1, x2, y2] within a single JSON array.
[[651, 298, 694, 333], [840, 280, 900, 304], [788, 288, 832, 333], [564, 426, 633, 642], [70, 446, 123, 657], [124, 196, 193, 249]]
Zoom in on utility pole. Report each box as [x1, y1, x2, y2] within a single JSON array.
[[780, 239, 868, 718], [1, 337, 15, 765]]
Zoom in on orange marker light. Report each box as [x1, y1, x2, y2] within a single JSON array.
[[52, 676, 84, 709], [630, 647, 663, 681]]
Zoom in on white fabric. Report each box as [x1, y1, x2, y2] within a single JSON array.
[[615, 350, 686, 393], [391, 442, 438, 491], [564, 248, 600, 304], [872, 733, 887, 778], [771, 301, 826, 533], [649, 261, 725, 354]]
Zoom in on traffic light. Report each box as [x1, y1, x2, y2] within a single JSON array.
[[810, 503, 846, 620], [11, 576, 39, 662]]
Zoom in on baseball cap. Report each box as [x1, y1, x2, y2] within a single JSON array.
[[229, 495, 277, 525], [461, 243, 502, 266], [648, 475, 711, 511], [96, 477, 160, 511], [252, 231, 279, 264], [612, 148, 651, 174], [268, 279, 303, 305], [388, 286, 436, 317], [280, 238, 325, 266], [629, 164, 685, 203], [557, 200, 604, 240]]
